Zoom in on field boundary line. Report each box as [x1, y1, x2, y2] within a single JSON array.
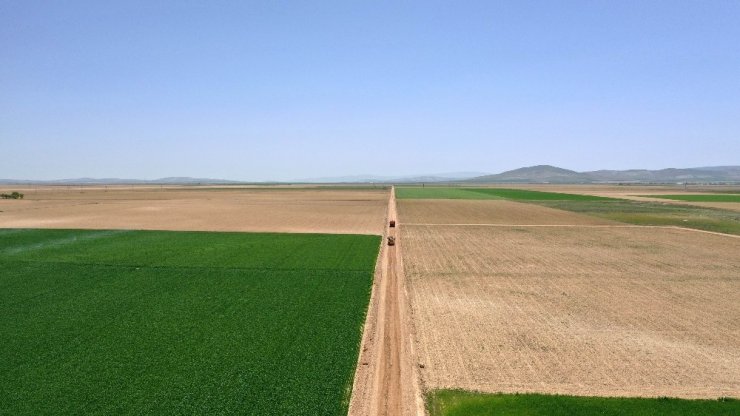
[[401, 223, 740, 238], [663, 225, 740, 239]]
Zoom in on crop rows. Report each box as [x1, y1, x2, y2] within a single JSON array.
[[428, 390, 740, 416], [0, 229, 380, 415]]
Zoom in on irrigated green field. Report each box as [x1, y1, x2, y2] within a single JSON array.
[[0, 229, 380, 415], [646, 194, 740, 202], [538, 199, 740, 235], [395, 187, 501, 199], [427, 391, 740, 416], [396, 187, 612, 201]]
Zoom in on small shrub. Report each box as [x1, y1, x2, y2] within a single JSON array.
[[1, 192, 24, 199]]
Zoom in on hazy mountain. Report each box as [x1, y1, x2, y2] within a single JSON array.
[[468, 165, 590, 183], [693, 165, 740, 172], [297, 172, 489, 183], [467, 165, 740, 183], [3, 167, 738, 185], [0, 177, 242, 185]]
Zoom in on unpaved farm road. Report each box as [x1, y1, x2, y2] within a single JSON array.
[[377, 189, 403, 414], [349, 187, 424, 416], [374, 188, 424, 415]]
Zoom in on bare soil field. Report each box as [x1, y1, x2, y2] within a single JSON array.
[[400, 201, 740, 399], [398, 199, 616, 225], [0, 186, 388, 235]]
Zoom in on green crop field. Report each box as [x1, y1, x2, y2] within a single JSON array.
[[0, 228, 380, 415], [645, 194, 740, 202], [427, 390, 740, 416], [396, 186, 614, 201], [537, 199, 740, 235], [468, 188, 614, 201], [395, 187, 503, 200]]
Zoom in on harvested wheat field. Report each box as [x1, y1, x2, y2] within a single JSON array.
[[0, 186, 388, 234], [400, 201, 740, 399], [398, 199, 615, 225]]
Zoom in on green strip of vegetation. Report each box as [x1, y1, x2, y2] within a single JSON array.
[[314, 185, 391, 190], [428, 390, 739, 416], [468, 188, 613, 201], [536, 199, 740, 235], [395, 187, 502, 200], [645, 194, 740, 202], [175, 185, 389, 192], [395, 187, 612, 201], [0, 229, 380, 415]]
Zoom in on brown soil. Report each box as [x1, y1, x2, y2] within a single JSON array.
[[0, 186, 387, 235], [402, 220, 740, 399], [398, 199, 615, 225]]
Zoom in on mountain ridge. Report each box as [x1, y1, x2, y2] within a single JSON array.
[[0, 177, 243, 185], [467, 165, 740, 183], [2, 166, 739, 185]]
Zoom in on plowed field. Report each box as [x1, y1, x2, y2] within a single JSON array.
[[0, 187, 387, 235], [400, 201, 740, 399]]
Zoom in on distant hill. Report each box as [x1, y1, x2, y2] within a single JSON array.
[[3, 166, 739, 185], [297, 172, 489, 183], [0, 177, 243, 185], [584, 168, 740, 182], [467, 165, 740, 184], [1, 172, 489, 185], [468, 165, 590, 183]]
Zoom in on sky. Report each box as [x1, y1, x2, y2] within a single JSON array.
[[2, 1, 739, 181]]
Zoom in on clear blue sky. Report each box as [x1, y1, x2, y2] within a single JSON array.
[[2, 1, 739, 180]]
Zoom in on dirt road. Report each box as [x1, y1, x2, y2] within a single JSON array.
[[349, 187, 424, 416]]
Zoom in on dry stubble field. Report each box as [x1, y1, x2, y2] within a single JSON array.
[[400, 199, 740, 399], [0, 186, 388, 235]]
